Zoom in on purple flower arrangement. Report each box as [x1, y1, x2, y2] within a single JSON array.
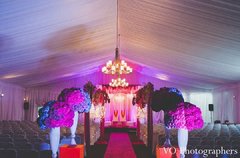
[[166, 102, 204, 131], [150, 87, 203, 131], [37, 101, 74, 130], [37, 101, 54, 130], [151, 87, 184, 112], [58, 88, 91, 112], [45, 101, 74, 128], [37, 87, 92, 130]]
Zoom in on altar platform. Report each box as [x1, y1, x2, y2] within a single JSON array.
[[104, 121, 137, 133]]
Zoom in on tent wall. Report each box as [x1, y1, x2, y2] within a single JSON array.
[[26, 71, 213, 122], [0, 81, 25, 120], [3, 71, 240, 124], [213, 83, 240, 123]]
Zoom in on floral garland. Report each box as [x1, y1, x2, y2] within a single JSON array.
[[92, 89, 109, 106], [83, 81, 96, 98], [136, 82, 154, 109]]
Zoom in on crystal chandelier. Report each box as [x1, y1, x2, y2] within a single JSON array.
[[101, 0, 132, 87], [109, 78, 129, 87], [101, 48, 132, 75]]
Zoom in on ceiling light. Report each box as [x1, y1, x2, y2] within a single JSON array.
[[101, 0, 132, 87]]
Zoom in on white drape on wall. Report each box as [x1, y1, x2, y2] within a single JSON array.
[[0, 81, 25, 120], [213, 83, 240, 123], [188, 92, 213, 123], [24, 72, 239, 123], [152, 111, 164, 124]]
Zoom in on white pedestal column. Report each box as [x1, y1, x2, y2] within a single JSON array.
[[70, 111, 79, 145], [178, 128, 188, 158], [164, 127, 172, 147], [49, 127, 60, 158]]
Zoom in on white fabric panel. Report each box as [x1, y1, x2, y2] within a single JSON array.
[[26, 71, 213, 121], [213, 83, 240, 123], [0, 81, 25, 120], [0, 0, 239, 89], [188, 92, 213, 123]]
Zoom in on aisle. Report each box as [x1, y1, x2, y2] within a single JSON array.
[[104, 133, 136, 158]]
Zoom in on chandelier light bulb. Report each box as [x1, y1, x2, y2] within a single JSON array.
[[102, 0, 132, 86], [109, 77, 129, 87], [102, 59, 132, 75]]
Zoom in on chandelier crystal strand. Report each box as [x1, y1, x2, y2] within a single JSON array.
[[101, 45, 133, 75], [101, 0, 132, 87], [109, 77, 129, 87]]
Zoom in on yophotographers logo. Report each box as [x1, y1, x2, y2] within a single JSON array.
[[162, 146, 238, 157], [163, 147, 178, 155]]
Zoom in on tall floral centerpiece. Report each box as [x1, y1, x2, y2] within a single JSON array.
[[58, 88, 91, 144], [150, 87, 204, 158], [92, 89, 110, 141], [37, 88, 91, 158], [83, 81, 96, 156], [37, 101, 74, 158], [135, 82, 154, 144]]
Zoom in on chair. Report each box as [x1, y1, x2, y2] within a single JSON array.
[[0, 137, 13, 142], [215, 145, 232, 158], [231, 140, 240, 146], [215, 140, 231, 146], [0, 134, 11, 138], [0, 142, 15, 149], [39, 150, 52, 158], [18, 150, 39, 158], [29, 138, 43, 143], [15, 143, 33, 150], [39, 142, 51, 151], [214, 120, 221, 124], [0, 149, 17, 158], [200, 140, 215, 146], [188, 140, 200, 147], [215, 136, 229, 142]]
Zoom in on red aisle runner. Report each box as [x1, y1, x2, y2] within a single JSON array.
[[104, 133, 136, 158]]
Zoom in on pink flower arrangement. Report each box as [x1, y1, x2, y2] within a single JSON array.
[[65, 89, 85, 107], [38, 86, 93, 130], [166, 102, 204, 131], [58, 88, 91, 112], [44, 101, 74, 128]]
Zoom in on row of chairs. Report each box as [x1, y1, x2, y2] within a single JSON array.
[[0, 149, 52, 158]]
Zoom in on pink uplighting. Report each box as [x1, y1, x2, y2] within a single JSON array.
[[98, 85, 140, 123]]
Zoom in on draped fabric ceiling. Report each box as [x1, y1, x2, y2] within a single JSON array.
[[0, 0, 240, 89]]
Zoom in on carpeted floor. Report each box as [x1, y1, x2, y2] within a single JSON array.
[[89, 128, 153, 158], [104, 133, 136, 158]]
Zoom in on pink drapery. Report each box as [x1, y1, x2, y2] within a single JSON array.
[[99, 85, 141, 122]]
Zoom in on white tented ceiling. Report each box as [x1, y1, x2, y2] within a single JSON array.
[[0, 0, 240, 89]]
